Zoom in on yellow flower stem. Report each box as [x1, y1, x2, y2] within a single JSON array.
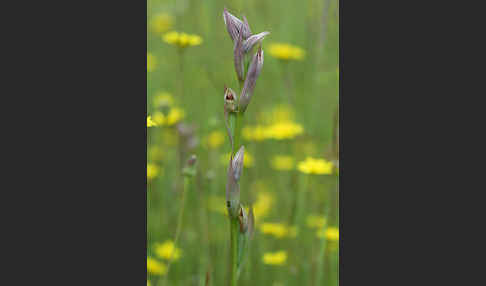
[[163, 176, 189, 286], [198, 176, 212, 286], [315, 207, 331, 286], [294, 173, 309, 227], [177, 47, 185, 102]]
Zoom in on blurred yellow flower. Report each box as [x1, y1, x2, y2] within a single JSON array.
[[262, 251, 287, 265], [150, 13, 173, 34], [165, 107, 185, 126], [260, 104, 295, 124], [147, 280, 151, 286], [243, 118, 303, 141], [242, 125, 269, 141], [163, 31, 203, 48], [147, 257, 166, 275], [306, 215, 327, 229], [260, 223, 298, 238], [271, 155, 295, 171], [317, 226, 339, 241], [153, 92, 174, 108], [266, 121, 303, 140], [154, 240, 181, 261], [152, 112, 165, 125], [147, 116, 158, 127], [147, 163, 160, 180], [206, 131, 225, 149], [268, 43, 305, 61], [153, 108, 185, 127], [147, 53, 157, 72], [252, 192, 273, 221], [221, 152, 254, 167], [297, 157, 333, 175]]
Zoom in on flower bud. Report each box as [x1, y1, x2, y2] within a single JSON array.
[[182, 154, 197, 177], [243, 31, 270, 53], [232, 146, 245, 181], [223, 7, 243, 42], [234, 31, 245, 82], [223, 86, 237, 113], [238, 206, 248, 233], [186, 154, 197, 167], [239, 47, 264, 113], [225, 157, 240, 218], [241, 15, 252, 39]]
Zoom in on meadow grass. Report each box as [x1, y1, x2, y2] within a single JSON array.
[[147, 0, 339, 285]]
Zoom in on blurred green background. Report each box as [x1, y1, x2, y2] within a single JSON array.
[[147, 0, 339, 285]]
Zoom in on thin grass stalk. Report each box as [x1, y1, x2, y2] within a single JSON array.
[[230, 218, 239, 286], [294, 173, 309, 226], [162, 176, 190, 286], [315, 205, 331, 286], [177, 48, 185, 101]]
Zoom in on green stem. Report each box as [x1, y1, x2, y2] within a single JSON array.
[[233, 113, 243, 156], [178, 48, 185, 102], [163, 176, 189, 286], [229, 218, 239, 286], [294, 174, 309, 226], [316, 206, 331, 286]]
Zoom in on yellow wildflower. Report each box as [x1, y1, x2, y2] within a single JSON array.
[[306, 215, 327, 229], [152, 108, 185, 126], [206, 131, 225, 149], [260, 223, 298, 238], [163, 31, 203, 48], [147, 53, 157, 72], [242, 125, 269, 141], [271, 155, 294, 171], [147, 116, 158, 127], [147, 163, 160, 180], [154, 240, 181, 261], [317, 226, 339, 241], [221, 152, 254, 167], [153, 92, 174, 108], [252, 192, 273, 221], [147, 257, 166, 275], [260, 104, 295, 124], [260, 223, 288, 238], [297, 157, 334, 175], [262, 251, 287, 265], [150, 13, 173, 34], [268, 43, 305, 61], [266, 121, 303, 140], [152, 112, 165, 125], [165, 107, 185, 126]]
